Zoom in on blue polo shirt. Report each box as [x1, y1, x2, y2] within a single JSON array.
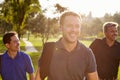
[[0, 51, 34, 80]]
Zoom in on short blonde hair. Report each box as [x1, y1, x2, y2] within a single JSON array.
[[59, 11, 82, 26]]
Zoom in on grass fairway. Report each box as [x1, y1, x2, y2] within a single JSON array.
[[27, 36, 120, 79], [80, 40, 92, 47], [0, 35, 120, 79]]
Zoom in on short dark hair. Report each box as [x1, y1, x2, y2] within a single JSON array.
[[59, 11, 82, 26], [103, 22, 118, 33], [3, 31, 17, 44]]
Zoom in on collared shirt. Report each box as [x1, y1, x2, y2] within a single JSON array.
[[0, 51, 34, 80], [48, 39, 97, 80], [90, 38, 120, 79]]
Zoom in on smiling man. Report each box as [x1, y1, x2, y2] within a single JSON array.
[[90, 22, 120, 80], [36, 11, 98, 80], [0, 31, 35, 80]]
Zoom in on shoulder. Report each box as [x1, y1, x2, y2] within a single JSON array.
[[79, 42, 92, 53], [42, 42, 56, 52], [43, 42, 55, 47], [90, 38, 103, 47], [92, 38, 102, 43], [19, 51, 30, 58], [115, 40, 120, 47], [115, 40, 120, 44], [79, 42, 95, 59]]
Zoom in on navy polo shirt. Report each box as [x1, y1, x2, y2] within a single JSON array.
[[48, 40, 97, 80], [0, 51, 34, 80]]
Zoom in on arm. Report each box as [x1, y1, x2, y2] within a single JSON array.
[[86, 71, 99, 80], [29, 73, 35, 80], [86, 47, 98, 80], [35, 67, 41, 80]]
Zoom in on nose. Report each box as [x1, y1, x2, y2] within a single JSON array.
[[71, 26, 78, 32], [114, 31, 118, 35], [17, 41, 20, 45]]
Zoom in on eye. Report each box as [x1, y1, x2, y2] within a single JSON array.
[[13, 40, 20, 43]]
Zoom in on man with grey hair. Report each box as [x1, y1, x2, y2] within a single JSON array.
[[90, 22, 120, 80]]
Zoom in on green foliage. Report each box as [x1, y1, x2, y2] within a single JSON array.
[[1, 0, 41, 38], [0, 34, 120, 79], [28, 52, 41, 71], [0, 37, 6, 53], [54, 3, 67, 13], [20, 39, 26, 51], [80, 40, 92, 47], [27, 35, 43, 51]]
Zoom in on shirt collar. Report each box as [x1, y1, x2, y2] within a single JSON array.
[[4, 51, 21, 59], [56, 38, 81, 51], [102, 38, 119, 46]]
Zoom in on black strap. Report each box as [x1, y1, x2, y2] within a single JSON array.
[[0, 55, 2, 73], [39, 42, 55, 80]]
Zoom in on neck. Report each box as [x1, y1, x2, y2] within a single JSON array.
[[7, 50, 18, 59], [61, 38, 77, 52], [106, 38, 115, 47]]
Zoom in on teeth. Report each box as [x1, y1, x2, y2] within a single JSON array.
[[71, 33, 75, 36]]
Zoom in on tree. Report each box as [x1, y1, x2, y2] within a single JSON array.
[[91, 18, 103, 36], [54, 3, 67, 13], [113, 12, 120, 35], [1, 0, 41, 38], [27, 13, 47, 45], [113, 12, 120, 24], [26, 12, 59, 45], [103, 13, 113, 22]]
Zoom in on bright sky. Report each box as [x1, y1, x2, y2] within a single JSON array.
[[39, 0, 120, 18], [0, 0, 120, 18]]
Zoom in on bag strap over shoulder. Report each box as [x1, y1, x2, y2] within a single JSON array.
[[39, 42, 55, 80], [0, 54, 2, 73]]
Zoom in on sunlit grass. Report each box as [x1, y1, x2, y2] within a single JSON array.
[[0, 35, 120, 79], [80, 40, 92, 47], [27, 35, 42, 52], [20, 39, 26, 51]]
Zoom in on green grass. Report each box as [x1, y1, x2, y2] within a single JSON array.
[[27, 35, 120, 79], [0, 35, 120, 79], [27, 35, 43, 52], [0, 37, 6, 54], [80, 40, 92, 47], [28, 52, 41, 71], [20, 39, 26, 51]]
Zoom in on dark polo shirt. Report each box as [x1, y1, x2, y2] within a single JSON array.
[[90, 38, 120, 79], [48, 39, 97, 80]]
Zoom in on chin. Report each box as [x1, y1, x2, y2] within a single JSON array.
[[68, 40, 77, 43]]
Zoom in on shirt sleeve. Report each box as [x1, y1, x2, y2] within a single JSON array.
[[24, 54, 34, 73], [86, 48, 97, 73]]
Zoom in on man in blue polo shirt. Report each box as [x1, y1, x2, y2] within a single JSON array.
[[0, 31, 35, 80]]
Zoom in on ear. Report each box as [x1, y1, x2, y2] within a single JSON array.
[[5, 43, 10, 48]]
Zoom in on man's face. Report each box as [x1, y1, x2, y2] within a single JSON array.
[[61, 15, 81, 43], [6, 35, 20, 51], [105, 26, 118, 41]]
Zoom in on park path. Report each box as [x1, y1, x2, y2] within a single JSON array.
[[22, 38, 38, 53]]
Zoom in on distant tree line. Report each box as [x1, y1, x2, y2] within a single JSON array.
[[0, 0, 120, 45], [81, 12, 120, 39]]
